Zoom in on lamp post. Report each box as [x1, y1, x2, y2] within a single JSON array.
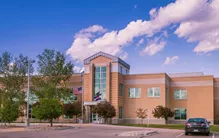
[[25, 59, 35, 127], [80, 68, 85, 124]]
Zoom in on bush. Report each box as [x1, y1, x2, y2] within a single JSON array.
[[32, 98, 62, 126]]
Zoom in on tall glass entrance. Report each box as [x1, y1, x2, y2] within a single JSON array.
[[94, 66, 106, 100]]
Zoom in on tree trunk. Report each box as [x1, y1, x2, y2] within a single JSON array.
[[165, 118, 168, 127], [50, 119, 53, 127]]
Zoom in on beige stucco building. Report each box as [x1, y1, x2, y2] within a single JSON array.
[[75, 51, 219, 124]]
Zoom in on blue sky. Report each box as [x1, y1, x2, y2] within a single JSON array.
[[0, 0, 219, 77]]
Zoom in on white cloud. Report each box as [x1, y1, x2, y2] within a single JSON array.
[[73, 66, 81, 73], [142, 38, 166, 56], [164, 56, 179, 65], [67, 0, 219, 62], [74, 25, 107, 38]]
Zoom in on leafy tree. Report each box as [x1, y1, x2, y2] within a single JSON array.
[[0, 52, 33, 124], [152, 105, 174, 125], [31, 49, 74, 102], [32, 98, 62, 127], [63, 101, 85, 123], [0, 101, 19, 126], [63, 103, 74, 122], [0, 52, 33, 104], [93, 101, 116, 124], [136, 108, 147, 125]]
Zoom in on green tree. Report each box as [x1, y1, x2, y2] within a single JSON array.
[[152, 105, 174, 125], [0, 52, 33, 104], [136, 108, 147, 125], [93, 101, 116, 124], [63, 103, 74, 122], [32, 98, 62, 127], [0, 52, 33, 124], [31, 49, 74, 102], [63, 101, 85, 123], [0, 101, 19, 126]]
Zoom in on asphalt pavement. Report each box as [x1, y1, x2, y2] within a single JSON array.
[[0, 124, 218, 138]]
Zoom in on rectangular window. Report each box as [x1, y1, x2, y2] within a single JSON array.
[[174, 108, 187, 120], [147, 87, 160, 97], [119, 83, 124, 96], [120, 66, 123, 74], [128, 88, 141, 98], [126, 70, 128, 75], [174, 90, 187, 99], [119, 106, 123, 119], [94, 66, 106, 101]]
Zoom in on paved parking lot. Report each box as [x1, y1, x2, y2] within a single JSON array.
[[0, 124, 217, 138]]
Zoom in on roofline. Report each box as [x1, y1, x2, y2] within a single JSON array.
[[83, 51, 130, 69]]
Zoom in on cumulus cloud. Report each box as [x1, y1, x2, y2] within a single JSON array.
[[164, 56, 179, 65], [142, 38, 166, 56], [74, 25, 107, 38], [67, 0, 219, 62]]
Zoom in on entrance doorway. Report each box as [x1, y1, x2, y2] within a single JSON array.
[[90, 113, 99, 123]]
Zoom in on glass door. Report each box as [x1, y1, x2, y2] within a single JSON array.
[[91, 113, 99, 123]]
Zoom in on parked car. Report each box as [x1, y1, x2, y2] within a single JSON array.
[[185, 118, 210, 136]]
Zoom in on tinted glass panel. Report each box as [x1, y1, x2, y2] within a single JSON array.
[[174, 90, 180, 99], [154, 88, 160, 97], [148, 88, 153, 97]]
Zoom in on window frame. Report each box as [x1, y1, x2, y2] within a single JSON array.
[[174, 89, 187, 100], [119, 83, 124, 96], [174, 108, 187, 120], [147, 87, 160, 98], [119, 106, 123, 119], [128, 88, 141, 98], [120, 66, 123, 74]]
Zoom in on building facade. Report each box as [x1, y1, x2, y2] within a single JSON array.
[[77, 51, 219, 124], [14, 51, 219, 124]]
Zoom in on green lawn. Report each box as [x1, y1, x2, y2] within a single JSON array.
[[116, 124, 219, 132]]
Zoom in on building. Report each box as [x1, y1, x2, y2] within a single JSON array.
[[14, 51, 219, 124], [77, 51, 219, 124]]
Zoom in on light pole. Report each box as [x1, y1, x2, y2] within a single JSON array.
[[80, 68, 85, 124], [25, 59, 35, 127]]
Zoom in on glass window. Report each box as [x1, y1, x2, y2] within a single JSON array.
[[94, 66, 106, 101], [119, 106, 123, 119], [126, 70, 128, 75], [154, 88, 160, 97], [174, 90, 187, 99], [129, 88, 135, 98], [147, 87, 160, 97], [174, 108, 187, 120], [119, 83, 124, 96], [128, 88, 141, 98], [101, 73, 106, 78], [120, 66, 123, 74], [101, 67, 106, 72], [95, 67, 100, 72]]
